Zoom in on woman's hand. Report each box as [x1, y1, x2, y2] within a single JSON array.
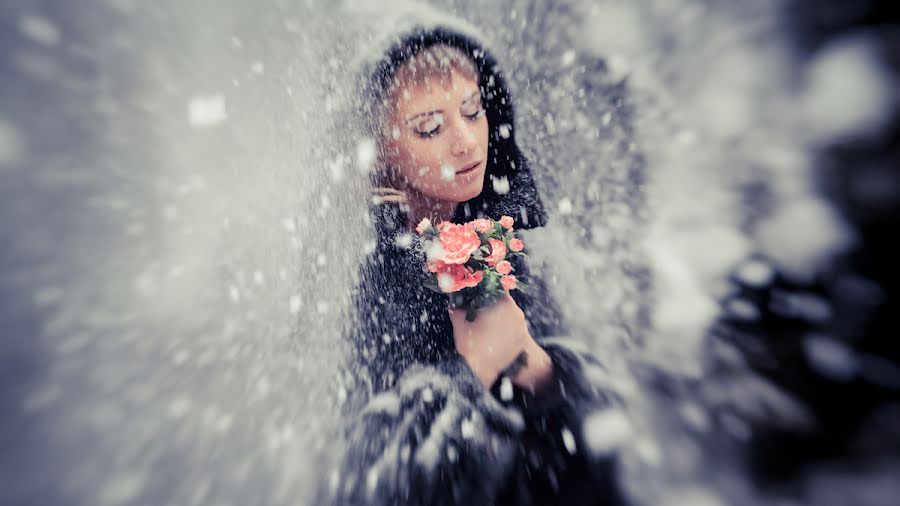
[[448, 292, 555, 393]]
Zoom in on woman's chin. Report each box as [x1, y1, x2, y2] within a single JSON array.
[[449, 177, 486, 202], [443, 188, 481, 204], [414, 175, 486, 206], [418, 188, 476, 205]]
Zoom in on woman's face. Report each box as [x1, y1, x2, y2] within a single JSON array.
[[380, 69, 489, 204]]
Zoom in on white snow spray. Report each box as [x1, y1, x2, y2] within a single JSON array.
[[2, 1, 894, 505]]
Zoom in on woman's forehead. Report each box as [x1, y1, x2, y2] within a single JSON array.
[[388, 71, 480, 116]]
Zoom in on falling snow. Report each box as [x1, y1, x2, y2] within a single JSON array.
[[0, 121, 23, 169], [3, 1, 897, 506], [440, 163, 456, 181], [356, 138, 376, 173], [582, 409, 631, 455], [499, 377, 513, 401], [188, 94, 228, 126], [561, 427, 577, 455], [19, 14, 61, 46]]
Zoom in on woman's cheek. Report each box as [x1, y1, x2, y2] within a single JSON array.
[[407, 165, 433, 184]]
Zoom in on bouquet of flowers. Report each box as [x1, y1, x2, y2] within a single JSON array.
[[416, 215, 526, 321]]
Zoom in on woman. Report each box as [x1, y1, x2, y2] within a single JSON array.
[[318, 8, 626, 506]]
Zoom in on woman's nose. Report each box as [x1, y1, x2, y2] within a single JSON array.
[[450, 122, 477, 157]]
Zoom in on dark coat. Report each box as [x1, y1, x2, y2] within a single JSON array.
[[319, 24, 625, 506]]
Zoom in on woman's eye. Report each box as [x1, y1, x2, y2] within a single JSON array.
[[415, 123, 441, 138], [465, 109, 486, 120], [414, 114, 443, 138], [411, 109, 482, 138]]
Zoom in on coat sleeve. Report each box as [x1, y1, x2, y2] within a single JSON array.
[[495, 336, 616, 415], [488, 336, 626, 503], [323, 356, 527, 506]]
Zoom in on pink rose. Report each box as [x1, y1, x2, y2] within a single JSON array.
[[415, 218, 432, 235], [500, 275, 518, 290], [483, 239, 506, 266], [495, 260, 512, 275], [499, 215, 514, 229], [435, 221, 453, 233], [470, 218, 493, 233], [436, 223, 481, 264], [435, 263, 484, 292], [508, 238, 524, 252]]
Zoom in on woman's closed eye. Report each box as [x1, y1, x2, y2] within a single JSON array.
[[413, 108, 486, 138], [461, 98, 486, 122], [464, 108, 486, 120], [414, 114, 444, 138]]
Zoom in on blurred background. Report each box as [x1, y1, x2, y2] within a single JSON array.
[[1, 0, 897, 504]]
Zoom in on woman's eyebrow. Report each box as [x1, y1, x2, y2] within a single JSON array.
[[461, 90, 481, 105], [405, 110, 441, 123], [404, 90, 482, 123]]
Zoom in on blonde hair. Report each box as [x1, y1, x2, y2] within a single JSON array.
[[370, 44, 481, 205]]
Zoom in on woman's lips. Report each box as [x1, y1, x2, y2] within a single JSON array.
[[456, 160, 482, 175]]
